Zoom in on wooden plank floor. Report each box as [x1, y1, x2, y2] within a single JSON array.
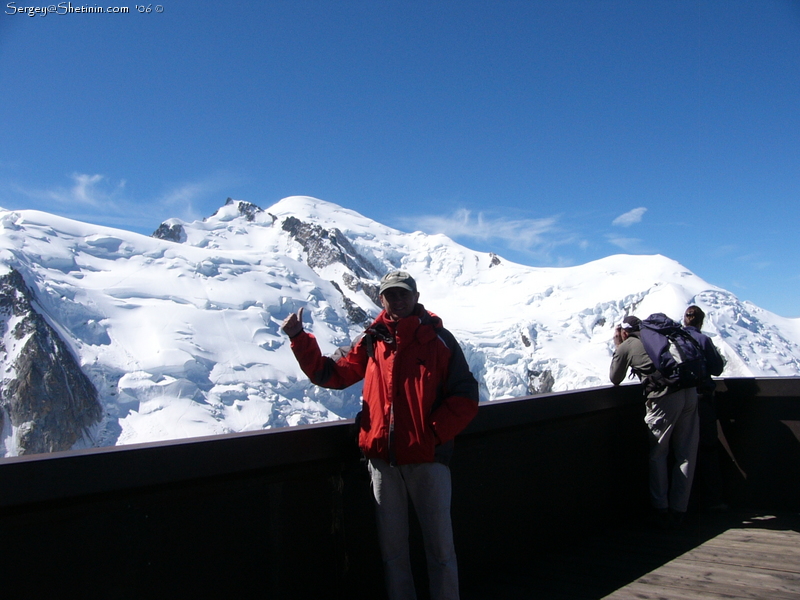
[[603, 526, 800, 600], [462, 510, 800, 600]]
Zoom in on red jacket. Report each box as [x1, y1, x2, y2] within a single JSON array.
[[290, 304, 479, 465]]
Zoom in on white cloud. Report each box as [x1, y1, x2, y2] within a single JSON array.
[[7, 172, 238, 233], [70, 173, 106, 206], [407, 209, 561, 252], [612, 207, 647, 227], [6, 173, 157, 231], [161, 182, 208, 206], [27, 172, 124, 209], [157, 172, 242, 223], [157, 181, 215, 223]]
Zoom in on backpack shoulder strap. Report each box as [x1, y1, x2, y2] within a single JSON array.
[[361, 322, 394, 359], [363, 331, 375, 359]]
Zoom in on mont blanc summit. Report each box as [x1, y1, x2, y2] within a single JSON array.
[[1, 196, 798, 456]]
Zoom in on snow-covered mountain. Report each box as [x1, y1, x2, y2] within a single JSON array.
[[1, 196, 798, 456]]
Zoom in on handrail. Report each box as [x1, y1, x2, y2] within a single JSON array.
[[0, 377, 796, 508], [0, 377, 797, 599]]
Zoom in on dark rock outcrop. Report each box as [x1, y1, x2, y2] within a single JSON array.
[[282, 216, 378, 278], [281, 216, 385, 312], [216, 198, 264, 222], [231, 198, 263, 221], [152, 222, 186, 243], [527, 368, 555, 395], [0, 269, 102, 455], [330, 281, 371, 326], [281, 215, 386, 323]]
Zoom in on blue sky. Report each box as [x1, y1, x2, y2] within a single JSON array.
[[1, 1, 798, 317]]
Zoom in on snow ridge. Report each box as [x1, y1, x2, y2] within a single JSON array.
[[0, 196, 797, 453]]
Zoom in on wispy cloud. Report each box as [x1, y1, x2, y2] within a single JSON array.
[[7, 172, 236, 233], [392, 203, 632, 267], [21, 172, 126, 210], [157, 179, 226, 223], [612, 207, 647, 227], [71, 173, 112, 207], [405, 209, 563, 253]]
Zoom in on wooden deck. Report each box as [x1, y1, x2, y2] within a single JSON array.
[[462, 510, 800, 600], [604, 525, 800, 600]]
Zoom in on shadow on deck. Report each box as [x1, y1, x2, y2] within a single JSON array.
[[463, 508, 800, 599], [0, 378, 798, 599]]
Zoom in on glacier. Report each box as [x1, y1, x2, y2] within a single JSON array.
[[0, 195, 798, 455]]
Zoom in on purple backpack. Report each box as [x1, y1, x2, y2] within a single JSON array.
[[638, 313, 709, 394]]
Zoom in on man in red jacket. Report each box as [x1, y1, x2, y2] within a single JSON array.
[[282, 270, 479, 600]]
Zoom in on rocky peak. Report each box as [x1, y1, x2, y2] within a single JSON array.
[[222, 197, 263, 221], [282, 216, 374, 276], [0, 268, 102, 456], [281, 215, 386, 323], [152, 222, 186, 243]]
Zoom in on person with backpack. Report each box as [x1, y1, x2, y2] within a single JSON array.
[[682, 305, 725, 384], [609, 315, 700, 528], [282, 270, 479, 600], [683, 305, 727, 510]]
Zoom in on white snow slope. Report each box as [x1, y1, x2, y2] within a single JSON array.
[[1, 196, 798, 455]]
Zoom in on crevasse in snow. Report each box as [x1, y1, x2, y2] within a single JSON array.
[[0, 196, 797, 453]]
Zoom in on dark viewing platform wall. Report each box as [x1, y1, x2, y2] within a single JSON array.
[[0, 377, 798, 598]]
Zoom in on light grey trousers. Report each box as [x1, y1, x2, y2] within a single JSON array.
[[368, 458, 459, 600], [645, 387, 700, 513]]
